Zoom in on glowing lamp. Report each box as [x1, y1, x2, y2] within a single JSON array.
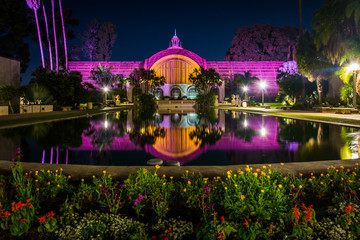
[[243, 86, 248, 92], [103, 87, 109, 92], [260, 127, 266, 137], [259, 82, 267, 89], [348, 63, 360, 72]]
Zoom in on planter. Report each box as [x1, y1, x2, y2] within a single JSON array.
[[87, 102, 93, 110]]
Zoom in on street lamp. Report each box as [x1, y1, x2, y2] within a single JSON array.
[[346, 63, 360, 108], [103, 86, 109, 105], [259, 82, 267, 106], [243, 86, 248, 101]]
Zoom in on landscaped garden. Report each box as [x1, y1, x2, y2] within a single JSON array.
[[1, 148, 359, 239]]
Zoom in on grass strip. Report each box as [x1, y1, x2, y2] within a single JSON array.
[[217, 106, 360, 126]]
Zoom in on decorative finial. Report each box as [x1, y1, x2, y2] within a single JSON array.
[[175, 29, 177, 36], [169, 29, 182, 49]]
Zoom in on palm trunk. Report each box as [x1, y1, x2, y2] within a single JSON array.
[[59, 0, 68, 69], [316, 78, 323, 105], [34, 9, 45, 68], [8, 100, 14, 114], [51, 0, 59, 73], [42, 4, 53, 71]]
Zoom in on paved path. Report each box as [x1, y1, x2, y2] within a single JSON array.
[[220, 106, 360, 127]]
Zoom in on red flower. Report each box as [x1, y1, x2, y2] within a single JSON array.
[[38, 216, 46, 224], [345, 205, 354, 214], [164, 237, 169, 240], [20, 218, 26, 223], [304, 206, 313, 222], [4, 211, 11, 218], [46, 211, 55, 218], [151, 236, 157, 240], [220, 216, 225, 222], [244, 219, 250, 228]]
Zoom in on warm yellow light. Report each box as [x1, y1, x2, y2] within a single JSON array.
[[103, 87, 109, 92], [243, 120, 248, 128], [243, 86, 248, 92]]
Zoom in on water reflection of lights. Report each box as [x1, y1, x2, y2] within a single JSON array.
[[260, 127, 266, 137], [243, 120, 248, 128], [104, 120, 108, 129]]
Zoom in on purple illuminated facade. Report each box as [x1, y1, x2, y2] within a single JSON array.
[[68, 32, 284, 101]]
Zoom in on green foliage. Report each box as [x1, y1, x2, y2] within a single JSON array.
[[30, 68, 87, 107], [340, 83, 353, 105], [134, 93, 157, 119], [90, 63, 122, 88], [276, 73, 303, 102], [189, 67, 222, 95], [233, 70, 259, 97], [129, 68, 165, 94], [24, 83, 54, 105], [0, 85, 18, 114]]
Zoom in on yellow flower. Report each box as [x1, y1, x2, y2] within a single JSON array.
[[204, 181, 207, 184], [170, 176, 173, 179], [253, 172, 258, 177], [47, 182, 50, 185], [68, 176, 71, 179], [36, 188, 39, 191], [93, 175, 95, 178], [261, 189, 264, 193], [263, 165, 267, 169], [108, 175, 111, 178], [355, 163, 359, 166], [268, 164, 271, 167], [35, 179, 38, 182], [283, 177, 287, 180], [311, 172, 313, 176], [55, 170, 58, 173], [256, 168, 261, 172], [35, 171, 38, 175], [40, 169, 44, 172], [155, 165, 160, 169], [349, 180, 353, 183], [186, 170, 189, 173], [320, 174, 324, 177], [81, 179, 84, 182], [99, 184, 102, 187], [57, 184, 60, 187], [290, 184, 295, 188], [235, 184, 238, 188], [299, 173, 303, 177], [240, 195, 245, 200], [154, 173, 157, 176], [340, 166, 344, 169], [353, 172, 357, 176], [60, 168, 63, 171], [320, 182, 323, 185], [25, 173, 28, 176], [278, 184, 283, 188], [299, 185, 302, 189], [47, 170, 50, 173], [103, 170, 107, 174], [183, 188, 186, 192], [308, 178, 312, 182], [143, 169, 147, 174], [163, 182, 166, 185], [162, 174, 166, 178], [224, 187, 227, 190], [280, 163, 284, 166]]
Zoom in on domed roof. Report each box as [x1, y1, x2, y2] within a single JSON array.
[[146, 30, 205, 69]]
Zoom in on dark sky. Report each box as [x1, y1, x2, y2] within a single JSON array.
[[23, 0, 324, 84]]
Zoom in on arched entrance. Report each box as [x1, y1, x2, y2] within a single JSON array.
[[153, 87, 163, 99], [170, 87, 181, 99], [187, 86, 198, 99]]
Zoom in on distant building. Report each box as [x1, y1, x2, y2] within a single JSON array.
[[0, 56, 20, 87], [68, 32, 287, 102]]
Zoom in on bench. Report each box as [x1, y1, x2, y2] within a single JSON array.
[[61, 106, 72, 111]]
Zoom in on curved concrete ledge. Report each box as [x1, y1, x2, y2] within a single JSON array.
[[0, 159, 359, 181]]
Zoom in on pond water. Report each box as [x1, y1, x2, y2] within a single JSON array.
[[1, 110, 360, 166]]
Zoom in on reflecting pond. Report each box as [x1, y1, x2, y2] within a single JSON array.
[[1, 110, 360, 166]]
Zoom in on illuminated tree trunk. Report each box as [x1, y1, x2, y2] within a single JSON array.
[[42, 4, 53, 70], [316, 78, 323, 105], [59, 0, 68, 69], [26, 0, 45, 68], [51, 0, 59, 72]]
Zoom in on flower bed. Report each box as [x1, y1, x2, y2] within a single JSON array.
[[0, 148, 359, 239]]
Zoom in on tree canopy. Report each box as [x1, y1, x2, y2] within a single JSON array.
[[225, 24, 298, 61], [188, 67, 222, 95]]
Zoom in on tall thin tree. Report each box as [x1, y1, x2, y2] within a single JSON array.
[[59, 0, 68, 69], [42, 2, 53, 70], [51, 0, 59, 72], [26, 0, 45, 68]]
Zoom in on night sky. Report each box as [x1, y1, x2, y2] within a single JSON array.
[[23, 0, 324, 84]]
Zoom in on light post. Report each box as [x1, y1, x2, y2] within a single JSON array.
[[347, 63, 360, 108], [103, 86, 109, 105], [243, 86, 248, 102], [259, 82, 267, 106]]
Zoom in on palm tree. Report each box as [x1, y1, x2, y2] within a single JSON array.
[[0, 85, 17, 114], [89, 64, 118, 103], [58, 0, 68, 69], [26, 0, 45, 68], [51, 0, 59, 72], [42, 2, 53, 70], [233, 70, 259, 101]]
